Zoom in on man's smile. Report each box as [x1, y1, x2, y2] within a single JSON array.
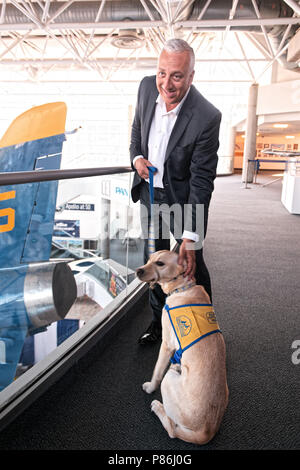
[[161, 87, 177, 98]]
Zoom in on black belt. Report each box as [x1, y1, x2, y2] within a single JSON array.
[[145, 180, 166, 193]]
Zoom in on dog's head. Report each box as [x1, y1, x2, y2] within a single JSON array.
[[136, 250, 186, 290]]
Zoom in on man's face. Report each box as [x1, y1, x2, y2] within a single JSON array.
[[156, 50, 194, 112]]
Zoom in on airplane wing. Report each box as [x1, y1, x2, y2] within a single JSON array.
[[0, 103, 77, 391]]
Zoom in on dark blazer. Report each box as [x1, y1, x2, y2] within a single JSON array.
[[130, 75, 221, 235]]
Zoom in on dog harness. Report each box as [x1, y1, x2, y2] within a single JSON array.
[[164, 303, 221, 364]]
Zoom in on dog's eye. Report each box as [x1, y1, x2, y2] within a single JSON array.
[[155, 261, 165, 266]]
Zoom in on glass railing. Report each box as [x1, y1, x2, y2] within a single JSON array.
[[52, 171, 145, 322], [0, 166, 149, 413]]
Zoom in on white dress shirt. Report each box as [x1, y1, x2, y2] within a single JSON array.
[[133, 87, 199, 242], [133, 88, 189, 186]]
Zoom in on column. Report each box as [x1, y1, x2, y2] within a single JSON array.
[[242, 83, 259, 183], [227, 125, 236, 175], [100, 197, 110, 259]]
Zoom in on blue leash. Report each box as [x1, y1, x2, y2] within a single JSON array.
[[147, 166, 157, 256], [148, 166, 157, 205]]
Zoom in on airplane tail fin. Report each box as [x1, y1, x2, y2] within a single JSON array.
[[0, 102, 67, 267], [0, 102, 67, 149]]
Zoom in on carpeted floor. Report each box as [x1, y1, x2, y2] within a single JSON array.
[[0, 171, 299, 450]]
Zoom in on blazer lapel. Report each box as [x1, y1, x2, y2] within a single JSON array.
[[165, 88, 194, 162], [143, 87, 158, 159]]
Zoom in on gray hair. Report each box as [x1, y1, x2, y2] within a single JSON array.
[[162, 38, 195, 72]]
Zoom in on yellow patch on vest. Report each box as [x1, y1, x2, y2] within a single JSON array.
[[167, 304, 220, 352]]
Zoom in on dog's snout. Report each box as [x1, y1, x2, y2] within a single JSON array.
[[136, 268, 144, 277]]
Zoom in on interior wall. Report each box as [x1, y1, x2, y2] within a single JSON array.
[[257, 79, 300, 116], [234, 133, 300, 170]]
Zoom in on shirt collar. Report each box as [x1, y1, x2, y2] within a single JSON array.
[[156, 86, 191, 116]]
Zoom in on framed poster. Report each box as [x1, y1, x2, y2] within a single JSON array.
[[271, 144, 285, 150]]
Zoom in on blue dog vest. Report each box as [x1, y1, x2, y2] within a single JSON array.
[[164, 303, 221, 364]]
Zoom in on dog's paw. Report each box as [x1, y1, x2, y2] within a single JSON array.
[[151, 400, 163, 414], [142, 382, 155, 394]]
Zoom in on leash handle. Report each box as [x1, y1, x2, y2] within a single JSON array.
[[148, 166, 157, 205]]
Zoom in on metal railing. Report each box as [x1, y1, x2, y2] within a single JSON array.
[[0, 165, 132, 186]]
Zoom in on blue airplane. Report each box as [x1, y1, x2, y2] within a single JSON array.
[[0, 102, 77, 392]]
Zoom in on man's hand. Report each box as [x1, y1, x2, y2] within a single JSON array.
[[134, 158, 156, 179], [178, 238, 196, 280]]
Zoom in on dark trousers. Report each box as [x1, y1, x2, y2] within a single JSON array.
[[139, 181, 212, 325]]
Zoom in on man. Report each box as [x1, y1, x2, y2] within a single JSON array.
[[130, 38, 221, 344]]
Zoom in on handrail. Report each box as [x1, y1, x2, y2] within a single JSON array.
[[0, 166, 133, 186], [51, 239, 99, 259]]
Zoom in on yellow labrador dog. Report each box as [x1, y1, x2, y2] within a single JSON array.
[[136, 250, 228, 445]]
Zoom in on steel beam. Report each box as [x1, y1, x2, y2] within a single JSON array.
[[0, 57, 269, 65], [0, 17, 299, 32]]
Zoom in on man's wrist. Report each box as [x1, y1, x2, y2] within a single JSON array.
[[182, 230, 199, 243], [133, 155, 144, 167]]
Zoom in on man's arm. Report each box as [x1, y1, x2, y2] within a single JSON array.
[[179, 111, 221, 278], [188, 112, 221, 208], [129, 79, 156, 179], [129, 96, 142, 170], [184, 111, 221, 235], [130, 78, 147, 169]]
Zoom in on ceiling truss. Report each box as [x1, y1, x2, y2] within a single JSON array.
[[0, 0, 299, 81]]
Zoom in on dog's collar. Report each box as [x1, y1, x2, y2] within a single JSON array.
[[167, 281, 196, 296]]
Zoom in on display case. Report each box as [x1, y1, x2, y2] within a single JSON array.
[[281, 159, 300, 214]]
